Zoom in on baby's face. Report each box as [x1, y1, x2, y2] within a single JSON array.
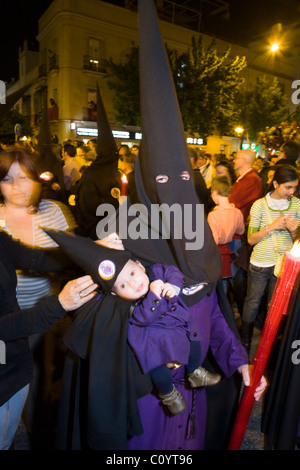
[[112, 260, 149, 300]]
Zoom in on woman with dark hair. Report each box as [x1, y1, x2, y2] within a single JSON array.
[[215, 159, 237, 185], [241, 165, 300, 352], [0, 147, 77, 445], [0, 148, 76, 307]]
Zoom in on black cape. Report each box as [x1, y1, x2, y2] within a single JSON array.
[[56, 293, 152, 450], [261, 286, 300, 449]]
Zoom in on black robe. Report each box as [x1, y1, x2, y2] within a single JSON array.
[[56, 292, 152, 450], [261, 287, 300, 449]]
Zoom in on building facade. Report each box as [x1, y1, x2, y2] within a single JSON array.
[[6, 0, 297, 154]]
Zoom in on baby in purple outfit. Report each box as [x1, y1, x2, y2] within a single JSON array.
[[111, 259, 221, 415]]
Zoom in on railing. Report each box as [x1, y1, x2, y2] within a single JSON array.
[[83, 107, 97, 121], [49, 53, 59, 71], [49, 106, 59, 121], [39, 64, 47, 78]]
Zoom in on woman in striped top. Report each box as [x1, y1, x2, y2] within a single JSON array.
[[241, 165, 300, 353], [0, 147, 77, 445]]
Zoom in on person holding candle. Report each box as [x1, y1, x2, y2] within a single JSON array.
[[74, 87, 121, 240], [241, 165, 300, 352], [118, 146, 138, 204]]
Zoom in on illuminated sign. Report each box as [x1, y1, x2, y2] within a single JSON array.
[[77, 127, 98, 137], [76, 127, 204, 145], [187, 137, 204, 145], [76, 128, 130, 139], [113, 131, 130, 139]]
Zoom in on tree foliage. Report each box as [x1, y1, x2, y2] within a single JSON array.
[[169, 37, 246, 137], [0, 109, 33, 144], [106, 43, 140, 126], [105, 37, 246, 137], [245, 75, 290, 141]]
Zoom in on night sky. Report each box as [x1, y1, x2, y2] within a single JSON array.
[[0, 0, 299, 82]]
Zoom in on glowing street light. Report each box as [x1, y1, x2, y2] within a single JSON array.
[[235, 127, 244, 135], [270, 43, 280, 53]]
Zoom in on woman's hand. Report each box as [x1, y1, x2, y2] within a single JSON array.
[[58, 275, 98, 311], [96, 232, 124, 250], [270, 215, 288, 231], [285, 215, 299, 237], [238, 364, 268, 401]]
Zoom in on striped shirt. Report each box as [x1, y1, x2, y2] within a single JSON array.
[[0, 199, 77, 309], [248, 194, 300, 267]]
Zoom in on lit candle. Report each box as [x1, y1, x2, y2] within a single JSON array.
[[228, 241, 300, 450], [121, 173, 128, 196], [39, 171, 53, 181]]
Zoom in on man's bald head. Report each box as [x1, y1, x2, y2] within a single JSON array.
[[234, 149, 256, 174]]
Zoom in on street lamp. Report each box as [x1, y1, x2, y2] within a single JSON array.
[[235, 127, 244, 135], [270, 43, 280, 53], [240, 43, 280, 150]]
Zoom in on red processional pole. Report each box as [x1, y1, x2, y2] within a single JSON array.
[[228, 241, 300, 450]]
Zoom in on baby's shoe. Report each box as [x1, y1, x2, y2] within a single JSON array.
[[159, 385, 186, 415], [188, 366, 221, 388]]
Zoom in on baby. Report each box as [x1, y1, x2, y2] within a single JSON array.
[[111, 259, 221, 415], [41, 228, 221, 416]]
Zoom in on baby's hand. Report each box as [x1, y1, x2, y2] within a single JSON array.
[[161, 282, 177, 298], [150, 280, 164, 299]]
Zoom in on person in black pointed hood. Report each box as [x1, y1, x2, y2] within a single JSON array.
[[135, 0, 222, 285], [34, 93, 67, 202], [43, 227, 222, 418], [74, 84, 121, 239], [53, 0, 266, 451], [42, 228, 131, 293], [121, 0, 266, 451]]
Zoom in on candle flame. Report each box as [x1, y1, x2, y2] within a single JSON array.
[[121, 174, 128, 183], [40, 171, 53, 181], [290, 240, 300, 258]]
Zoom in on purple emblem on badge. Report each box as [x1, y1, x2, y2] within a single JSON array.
[[98, 260, 116, 280]]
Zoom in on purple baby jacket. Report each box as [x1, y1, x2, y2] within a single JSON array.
[[127, 263, 197, 373]]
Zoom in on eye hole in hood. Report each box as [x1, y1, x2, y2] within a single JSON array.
[[180, 171, 190, 181], [156, 174, 170, 183]]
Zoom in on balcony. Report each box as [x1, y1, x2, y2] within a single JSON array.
[[49, 106, 59, 121], [83, 55, 107, 75], [83, 107, 97, 121], [49, 53, 59, 72], [39, 64, 47, 78]]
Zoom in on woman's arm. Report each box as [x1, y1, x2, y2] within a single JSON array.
[[0, 275, 97, 341], [0, 230, 74, 272], [248, 216, 287, 246]]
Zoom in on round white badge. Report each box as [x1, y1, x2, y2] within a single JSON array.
[[98, 260, 116, 280]]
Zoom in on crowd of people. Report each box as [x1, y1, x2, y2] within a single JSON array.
[[1, 0, 299, 452], [0, 133, 298, 450]]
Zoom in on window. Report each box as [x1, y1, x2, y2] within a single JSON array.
[[83, 38, 106, 73]]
